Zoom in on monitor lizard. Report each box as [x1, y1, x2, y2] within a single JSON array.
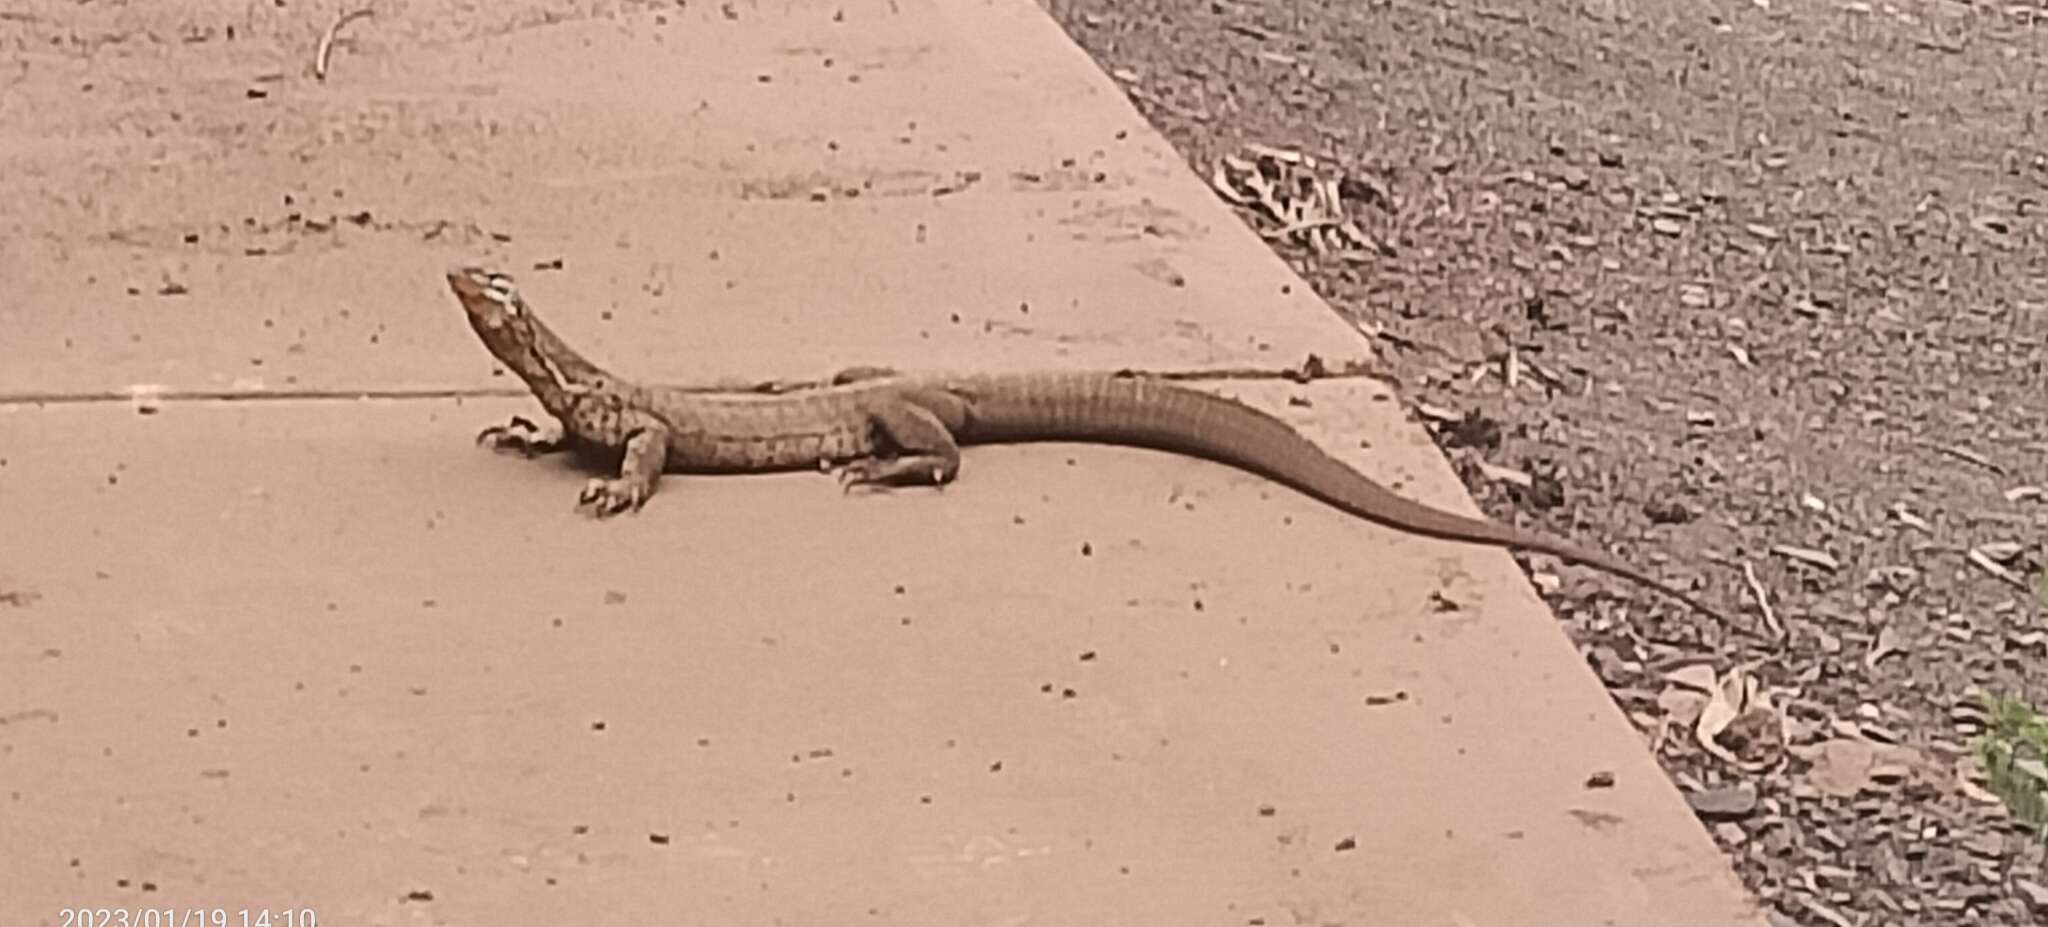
[[446, 265, 1720, 618]]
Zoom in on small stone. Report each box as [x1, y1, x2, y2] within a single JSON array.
[[1685, 783, 1758, 820], [1799, 898, 1853, 927], [1643, 497, 1695, 524], [1961, 832, 2004, 858]]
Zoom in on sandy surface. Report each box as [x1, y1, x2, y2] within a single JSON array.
[[3, 1, 1759, 924]]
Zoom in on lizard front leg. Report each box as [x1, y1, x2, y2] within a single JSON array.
[[578, 422, 672, 517], [478, 415, 568, 457]]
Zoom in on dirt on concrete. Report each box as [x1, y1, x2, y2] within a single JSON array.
[[1044, 0, 2048, 922], [0, 0, 1765, 924]]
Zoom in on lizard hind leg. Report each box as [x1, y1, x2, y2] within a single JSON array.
[[838, 401, 962, 491]]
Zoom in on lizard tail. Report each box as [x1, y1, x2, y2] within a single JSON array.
[[956, 372, 1718, 618]]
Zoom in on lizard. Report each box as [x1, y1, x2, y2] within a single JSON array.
[[445, 265, 1721, 618]]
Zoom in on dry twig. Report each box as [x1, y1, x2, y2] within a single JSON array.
[[1741, 560, 1784, 638], [314, 8, 375, 83]]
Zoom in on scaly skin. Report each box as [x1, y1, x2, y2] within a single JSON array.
[[447, 266, 1721, 618]]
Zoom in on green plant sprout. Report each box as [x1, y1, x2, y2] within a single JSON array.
[[1968, 563, 2048, 841]]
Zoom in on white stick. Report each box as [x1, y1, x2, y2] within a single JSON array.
[[314, 8, 375, 83]]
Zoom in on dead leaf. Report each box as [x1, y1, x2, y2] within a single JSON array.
[[1794, 738, 1910, 797], [1865, 626, 1903, 669], [1664, 663, 1721, 693], [1476, 461, 1533, 489], [1919, 439, 2004, 474], [1799, 898, 1853, 927], [1413, 402, 1459, 423], [1771, 545, 1841, 571], [1658, 687, 1709, 728], [1890, 503, 1931, 531], [1695, 667, 1754, 764], [1956, 759, 2003, 805], [1210, 164, 1247, 204], [1979, 541, 2025, 562], [1968, 546, 2029, 589]]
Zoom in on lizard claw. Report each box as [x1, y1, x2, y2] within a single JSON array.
[[836, 459, 895, 494], [577, 478, 649, 518], [478, 416, 548, 457], [836, 457, 958, 493]]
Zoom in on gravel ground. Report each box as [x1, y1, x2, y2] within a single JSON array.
[[1044, 0, 2048, 922]]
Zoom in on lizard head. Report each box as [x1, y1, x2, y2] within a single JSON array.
[[446, 265, 534, 341], [446, 265, 615, 407]]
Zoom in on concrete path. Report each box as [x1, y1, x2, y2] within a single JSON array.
[[0, 1, 1761, 924]]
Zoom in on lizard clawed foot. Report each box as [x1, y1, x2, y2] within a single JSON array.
[[477, 416, 562, 457], [836, 460, 896, 495], [578, 477, 650, 518], [835, 457, 953, 493]]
